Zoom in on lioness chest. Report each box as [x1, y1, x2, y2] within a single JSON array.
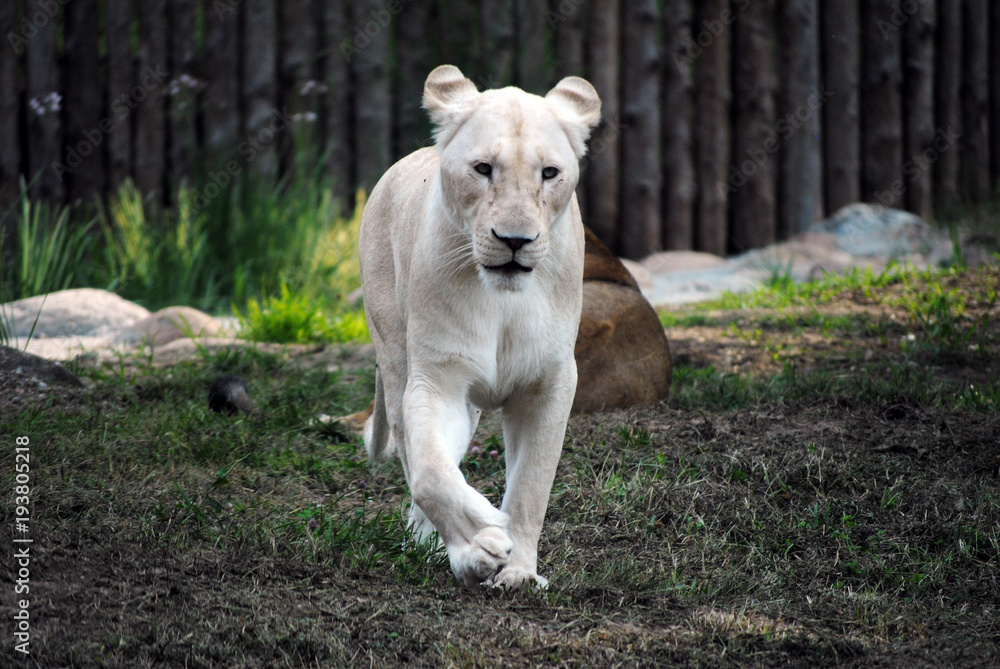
[[406, 281, 576, 411]]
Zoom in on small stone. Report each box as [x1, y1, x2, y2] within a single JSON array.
[[208, 375, 255, 415]]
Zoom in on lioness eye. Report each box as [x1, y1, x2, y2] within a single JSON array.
[[474, 162, 492, 177], [542, 166, 559, 180]]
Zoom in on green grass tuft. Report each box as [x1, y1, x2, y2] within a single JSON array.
[[1, 179, 98, 302]]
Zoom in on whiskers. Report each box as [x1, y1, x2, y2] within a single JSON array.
[[531, 242, 574, 282], [437, 233, 476, 282]]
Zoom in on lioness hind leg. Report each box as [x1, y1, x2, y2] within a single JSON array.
[[406, 502, 440, 547]]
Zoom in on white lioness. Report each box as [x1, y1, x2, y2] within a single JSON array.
[[359, 65, 600, 588]]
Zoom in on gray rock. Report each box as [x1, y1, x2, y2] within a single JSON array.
[[1, 289, 150, 339], [643, 264, 768, 306], [808, 203, 952, 260], [115, 306, 225, 346], [208, 375, 255, 414], [637, 204, 976, 306], [732, 240, 860, 281], [641, 250, 728, 275]]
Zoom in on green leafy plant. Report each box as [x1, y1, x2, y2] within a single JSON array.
[[96, 175, 365, 317], [1, 179, 97, 301], [238, 281, 369, 344], [100, 180, 221, 310], [892, 270, 997, 359]]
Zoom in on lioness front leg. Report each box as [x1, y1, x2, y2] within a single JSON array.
[[403, 385, 513, 587], [490, 365, 577, 588]]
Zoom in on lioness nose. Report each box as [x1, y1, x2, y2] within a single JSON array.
[[492, 229, 537, 252]]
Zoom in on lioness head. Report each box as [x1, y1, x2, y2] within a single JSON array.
[[423, 65, 601, 290]]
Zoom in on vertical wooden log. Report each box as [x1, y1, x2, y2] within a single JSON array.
[[934, 0, 961, 203], [242, 0, 279, 180], [730, 0, 776, 252], [279, 0, 319, 178], [169, 0, 198, 193], [350, 0, 393, 191], [553, 0, 588, 76], [436, 0, 481, 85], [902, 0, 936, 220], [661, 0, 695, 251], [63, 0, 105, 202], [776, 0, 823, 238], [821, 0, 860, 215], [106, 0, 134, 191], [0, 0, 22, 219], [692, 0, 731, 255], [322, 0, 352, 203], [620, 0, 661, 259], [992, 1, 1000, 186], [861, 0, 903, 208], [584, 0, 620, 250], [552, 0, 590, 218], [960, 0, 990, 203], [24, 0, 63, 203], [480, 0, 515, 87], [203, 0, 241, 171], [396, 2, 432, 156], [516, 0, 552, 92], [135, 0, 168, 199]]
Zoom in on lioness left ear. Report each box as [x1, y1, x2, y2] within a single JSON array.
[[423, 65, 481, 147], [545, 77, 602, 159]]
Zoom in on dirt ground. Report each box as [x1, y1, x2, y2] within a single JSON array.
[[3, 276, 999, 668]]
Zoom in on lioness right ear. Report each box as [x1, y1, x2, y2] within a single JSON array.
[[423, 65, 480, 147]]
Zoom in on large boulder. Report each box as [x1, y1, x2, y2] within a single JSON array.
[[115, 306, 226, 346], [808, 202, 952, 262], [1, 288, 150, 338]]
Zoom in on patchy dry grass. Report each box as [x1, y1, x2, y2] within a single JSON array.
[[2, 266, 999, 667]]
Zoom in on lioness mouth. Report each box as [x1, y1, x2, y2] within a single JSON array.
[[484, 260, 533, 273]]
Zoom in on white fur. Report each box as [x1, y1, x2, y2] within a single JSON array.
[[359, 65, 600, 588]]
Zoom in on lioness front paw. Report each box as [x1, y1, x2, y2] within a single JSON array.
[[488, 566, 549, 590], [449, 527, 513, 588]]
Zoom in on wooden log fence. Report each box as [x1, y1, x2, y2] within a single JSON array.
[[1, 0, 998, 259]]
